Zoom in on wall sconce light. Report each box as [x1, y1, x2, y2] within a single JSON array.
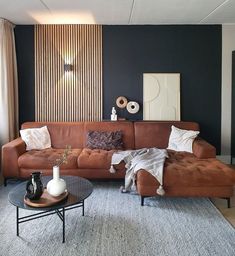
[[64, 64, 73, 72]]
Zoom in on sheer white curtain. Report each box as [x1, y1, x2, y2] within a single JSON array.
[[0, 18, 18, 147]]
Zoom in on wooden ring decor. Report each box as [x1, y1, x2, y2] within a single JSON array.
[[126, 101, 140, 114], [116, 96, 128, 108]]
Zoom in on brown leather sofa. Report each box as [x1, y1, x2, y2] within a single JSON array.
[[2, 121, 235, 206]]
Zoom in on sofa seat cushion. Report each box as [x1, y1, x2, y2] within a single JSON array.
[[18, 148, 82, 169], [137, 150, 235, 187], [78, 148, 120, 169]]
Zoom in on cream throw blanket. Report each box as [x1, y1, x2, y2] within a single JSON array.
[[110, 148, 168, 195]]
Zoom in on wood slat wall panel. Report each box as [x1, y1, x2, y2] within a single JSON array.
[[35, 25, 102, 122]]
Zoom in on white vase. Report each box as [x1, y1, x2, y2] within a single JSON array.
[[47, 166, 66, 197]]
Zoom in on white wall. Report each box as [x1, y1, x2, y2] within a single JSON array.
[[221, 25, 235, 163]]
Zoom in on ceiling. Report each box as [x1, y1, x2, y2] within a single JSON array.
[[0, 0, 235, 25]]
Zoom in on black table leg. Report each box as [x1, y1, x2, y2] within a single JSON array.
[[82, 200, 84, 216], [16, 207, 19, 236], [14, 202, 85, 243], [62, 207, 65, 243]]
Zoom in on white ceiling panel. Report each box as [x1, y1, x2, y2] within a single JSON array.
[[0, 0, 49, 24], [0, 0, 234, 25], [201, 0, 235, 24], [130, 0, 226, 24], [42, 0, 133, 24]]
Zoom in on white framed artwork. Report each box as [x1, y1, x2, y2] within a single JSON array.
[[143, 73, 180, 121]]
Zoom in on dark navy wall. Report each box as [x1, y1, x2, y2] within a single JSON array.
[[14, 25, 221, 152], [103, 25, 221, 152], [15, 25, 35, 126]]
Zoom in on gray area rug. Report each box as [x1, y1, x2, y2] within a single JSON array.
[[0, 181, 235, 256]]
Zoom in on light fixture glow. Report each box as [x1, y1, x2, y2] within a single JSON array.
[[28, 12, 96, 24]]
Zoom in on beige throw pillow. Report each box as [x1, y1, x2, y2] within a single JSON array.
[[20, 126, 51, 151], [167, 125, 199, 153]]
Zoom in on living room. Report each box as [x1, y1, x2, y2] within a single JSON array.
[[0, 0, 235, 255]]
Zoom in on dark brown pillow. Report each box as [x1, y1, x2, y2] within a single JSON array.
[[86, 130, 124, 150]]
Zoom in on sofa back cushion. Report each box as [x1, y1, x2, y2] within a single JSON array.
[[134, 121, 200, 149], [84, 121, 134, 149], [21, 122, 84, 149]]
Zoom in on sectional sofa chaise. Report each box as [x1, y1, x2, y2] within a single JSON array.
[[2, 121, 235, 206]]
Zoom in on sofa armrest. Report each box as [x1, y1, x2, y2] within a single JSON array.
[[1, 138, 26, 178], [192, 138, 216, 159]]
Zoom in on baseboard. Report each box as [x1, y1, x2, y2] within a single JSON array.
[[231, 157, 235, 165], [216, 155, 231, 164]]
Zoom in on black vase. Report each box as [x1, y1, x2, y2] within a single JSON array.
[[26, 172, 43, 200]]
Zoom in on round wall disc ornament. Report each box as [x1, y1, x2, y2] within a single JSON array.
[[126, 101, 140, 114], [116, 96, 128, 109]]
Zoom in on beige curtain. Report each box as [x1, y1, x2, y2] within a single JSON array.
[[0, 18, 18, 146]]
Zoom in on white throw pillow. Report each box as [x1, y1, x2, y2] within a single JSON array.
[[20, 126, 51, 151], [167, 125, 199, 153]]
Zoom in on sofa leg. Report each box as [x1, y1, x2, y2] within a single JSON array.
[[4, 178, 7, 187], [221, 197, 231, 208], [141, 196, 145, 206]]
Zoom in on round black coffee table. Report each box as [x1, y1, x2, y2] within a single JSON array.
[[8, 176, 93, 243]]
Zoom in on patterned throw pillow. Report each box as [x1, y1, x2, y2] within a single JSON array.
[[86, 130, 124, 150], [20, 126, 51, 151]]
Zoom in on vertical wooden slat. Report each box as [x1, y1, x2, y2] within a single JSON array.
[[35, 25, 102, 122]]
